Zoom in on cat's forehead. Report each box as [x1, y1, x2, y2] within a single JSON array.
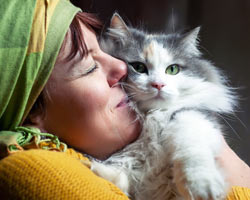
[[142, 38, 173, 66]]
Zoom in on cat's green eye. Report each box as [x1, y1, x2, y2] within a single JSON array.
[[165, 64, 180, 75], [129, 62, 148, 74]]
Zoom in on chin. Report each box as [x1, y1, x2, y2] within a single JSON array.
[[97, 123, 141, 160], [138, 99, 163, 112], [122, 120, 141, 144]]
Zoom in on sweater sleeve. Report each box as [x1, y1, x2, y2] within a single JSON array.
[[227, 186, 250, 200], [0, 149, 129, 200]]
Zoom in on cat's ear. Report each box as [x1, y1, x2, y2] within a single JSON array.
[[181, 27, 201, 56], [110, 12, 130, 36]]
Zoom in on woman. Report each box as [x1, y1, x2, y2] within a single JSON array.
[[0, 0, 249, 199]]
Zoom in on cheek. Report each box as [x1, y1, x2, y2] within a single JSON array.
[[46, 78, 111, 126], [128, 75, 148, 91], [176, 74, 194, 91], [162, 76, 180, 96], [77, 82, 110, 111]]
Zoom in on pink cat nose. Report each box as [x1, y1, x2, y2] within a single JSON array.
[[151, 82, 165, 90]]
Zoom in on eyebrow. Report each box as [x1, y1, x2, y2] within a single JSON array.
[[67, 48, 95, 74]]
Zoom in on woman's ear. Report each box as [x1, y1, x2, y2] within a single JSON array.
[[22, 95, 48, 133], [28, 113, 45, 132], [23, 112, 48, 132], [22, 91, 50, 132]]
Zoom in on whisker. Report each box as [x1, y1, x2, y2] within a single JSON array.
[[216, 113, 242, 141], [232, 113, 248, 130], [218, 113, 237, 121], [119, 82, 136, 89]]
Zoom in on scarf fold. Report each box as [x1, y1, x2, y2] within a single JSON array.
[[0, 0, 80, 156], [0, 127, 67, 159]]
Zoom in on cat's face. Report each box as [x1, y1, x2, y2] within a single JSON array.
[[101, 13, 229, 113], [125, 34, 208, 112], [126, 40, 185, 111]]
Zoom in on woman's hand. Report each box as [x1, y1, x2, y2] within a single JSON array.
[[217, 137, 250, 188]]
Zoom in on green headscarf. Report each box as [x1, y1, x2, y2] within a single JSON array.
[[0, 0, 80, 156]]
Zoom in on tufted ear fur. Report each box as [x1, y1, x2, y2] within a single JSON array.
[[180, 27, 201, 56], [109, 12, 130, 37], [110, 13, 129, 32]]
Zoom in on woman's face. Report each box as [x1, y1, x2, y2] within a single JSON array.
[[40, 22, 141, 159]]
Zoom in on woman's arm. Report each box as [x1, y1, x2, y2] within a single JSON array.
[[217, 138, 250, 199], [217, 138, 250, 188]]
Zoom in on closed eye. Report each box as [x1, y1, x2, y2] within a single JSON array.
[[85, 63, 98, 75]]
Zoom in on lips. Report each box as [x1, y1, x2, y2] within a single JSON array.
[[117, 96, 129, 108]]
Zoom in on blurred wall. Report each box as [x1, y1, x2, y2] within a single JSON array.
[[72, 0, 250, 165]]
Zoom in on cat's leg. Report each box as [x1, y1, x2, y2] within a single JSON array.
[[164, 110, 228, 200], [90, 160, 130, 196]]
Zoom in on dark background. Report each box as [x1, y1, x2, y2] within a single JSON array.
[[72, 0, 250, 165]]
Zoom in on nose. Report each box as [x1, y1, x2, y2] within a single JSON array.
[[106, 55, 127, 87], [151, 82, 165, 90]]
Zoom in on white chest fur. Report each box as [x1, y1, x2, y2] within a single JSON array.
[[92, 108, 228, 200]]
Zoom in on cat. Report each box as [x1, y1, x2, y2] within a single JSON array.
[[90, 13, 237, 200]]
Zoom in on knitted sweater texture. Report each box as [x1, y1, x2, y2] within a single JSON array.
[[0, 149, 129, 200], [0, 149, 249, 200]]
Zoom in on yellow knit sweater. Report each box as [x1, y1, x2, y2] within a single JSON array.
[[0, 149, 249, 200], [0, 149, 128, 200]]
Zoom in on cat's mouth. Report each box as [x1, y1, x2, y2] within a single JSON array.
[[116, 96, 129, 108], [153, 91, 166, 100]]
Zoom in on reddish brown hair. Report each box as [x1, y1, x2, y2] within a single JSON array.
[[62, 12, 102, 60]]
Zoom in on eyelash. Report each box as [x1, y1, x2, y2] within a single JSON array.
[[86, 63, 98, 75]]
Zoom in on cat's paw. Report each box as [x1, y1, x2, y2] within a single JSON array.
[[174, 163, 227, 200], [90, 161, 130, 195]]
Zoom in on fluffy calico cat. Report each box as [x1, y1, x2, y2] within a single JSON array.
[[91, 13, 236, 200]]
